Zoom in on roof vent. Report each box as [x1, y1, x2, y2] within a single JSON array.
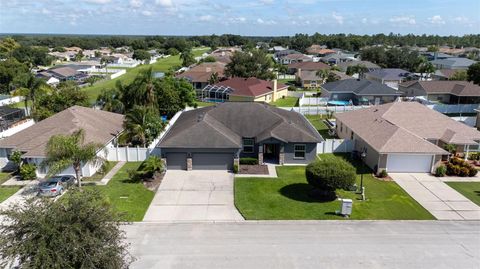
[[197, 113, 205, 122]]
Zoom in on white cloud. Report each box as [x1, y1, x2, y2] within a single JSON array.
[[156, 0, 173, 7], [199, 15, 213, 22], [389, 15, 416, 25], [428, 15, 445, 25], [41, 8, 51, 15], [453, 16, 469, 23], [130, 0, 142, 8], [361, 18, 380, 25], [256, 18, 276, 25], [361, 18, 367, 24], [332, 12, 343, 25], [84, 0, 111, 4], [230, 17, 246, 23], [142, 10, 152, 16]]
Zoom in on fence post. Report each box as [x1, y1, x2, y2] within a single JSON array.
[[137, 146, 140, 162], [126, 146, 129, 162], [116, 145, 119, 161]]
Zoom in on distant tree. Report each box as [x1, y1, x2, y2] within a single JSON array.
[[167, 47, 179, 56], [75, 50, 84, 62], [200, 55, 216, 63], [43, 129, 105, 187], [450, 70, 468, 81], [346, 64, 369, 78], [97, 87, 125, 114], [415, 57, 435, 79], [325, 72, 340, 83], [0, 188, 133, 268], [225, 49, 275, 80], [0, 37, 20, 57], [467, 62, 480, 85], [180, 49, 195, 67], [0, 58, 30, 94], [94, 50, 102, 58], [133, 49, 151, 63], [427, 45, 439, 52], [12, 74, 51, 116]]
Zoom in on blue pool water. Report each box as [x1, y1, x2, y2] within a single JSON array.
[[202, 98, 226, 103], [328, 100, 350, 106]]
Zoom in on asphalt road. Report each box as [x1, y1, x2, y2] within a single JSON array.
[[124, 221, 480, 269]]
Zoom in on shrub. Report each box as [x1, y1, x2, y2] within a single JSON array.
[[240, 157, 258, 165], [459, 167, 470, 177], [469, 167, 478, 177], [435, 165, 447, 177], [287, 86, 297, 91], [305, 158, 356, 193], [233, 164, 238, 174], [138, 156, 164, 178], [19, 164, 36, 180], [9, 150, 22, 173], [378, 169, 388, 178], [446, 158, 477, 177]]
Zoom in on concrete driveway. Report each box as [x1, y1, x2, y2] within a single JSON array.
[[391, 173, 480, 220], [143, 170, 244, 222]]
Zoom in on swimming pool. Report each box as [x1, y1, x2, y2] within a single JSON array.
[[328, 100, 350, 106]]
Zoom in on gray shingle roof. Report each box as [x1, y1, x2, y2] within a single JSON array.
[[430, 57, 476, 68], [158, 102, 324, 149], [366, 68, 412, 80], [321, 79, 402, 96]]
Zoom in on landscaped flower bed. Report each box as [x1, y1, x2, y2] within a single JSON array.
[[443, 158, 478, 177]]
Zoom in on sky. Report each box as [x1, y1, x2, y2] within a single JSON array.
[[0, 0, 479, 36]]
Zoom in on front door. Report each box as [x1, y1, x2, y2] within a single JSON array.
[[263, 144, 279, 162]]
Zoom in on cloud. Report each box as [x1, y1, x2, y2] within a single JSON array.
[[428, 15, 445, 25], [156, 0, 173, 7], [256, 18, 276, 25], [142, 10, 153, 16], [130, 0, 142, 8], [199, 15, 213, 22], [259, 0, 274, 4], [41, 8, 51, 15], [332, 12, 343, 25], [453, 16, 469, 23], [84, 0, 111, 4], [389, 15, 416, 25]]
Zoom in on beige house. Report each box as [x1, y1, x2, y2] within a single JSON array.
[[335, 102, 480, 174], [399, 81, 480, 104]]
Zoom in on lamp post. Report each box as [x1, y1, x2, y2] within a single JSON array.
[[360, 151, 367, 199]]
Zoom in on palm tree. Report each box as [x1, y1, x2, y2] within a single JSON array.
[[121, 106, 154, 147], [416, 57, 435, 80], [315, 69, 330, 84], [12, 75, 50, 116], [43, 129, 105, 188], [208, 72, 219, 84], [129, 68, 158, 109], [180, 49, 195, 67]]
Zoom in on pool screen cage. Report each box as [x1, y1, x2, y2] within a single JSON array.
[[0, 106, 26, 132], [198, 85, 234, 102]]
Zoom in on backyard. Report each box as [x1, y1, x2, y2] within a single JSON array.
[[271, 97, 299, 107], [446, 182, 480, 206], [304, 115, 336, 139], [235, 153, 434, 220]]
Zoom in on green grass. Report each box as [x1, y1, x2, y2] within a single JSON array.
[[83, 47, 210, 103], [0, 172, 12, 185], [85, 162, 154, 221], [446, 182, 480, 206], [82, 161, 118, 182], [278, 79, 296, 85], [0, 187, 20, 203], [271, 97, 299, 107], [304, 115, 336, 139], [235, 153, 434, 220]]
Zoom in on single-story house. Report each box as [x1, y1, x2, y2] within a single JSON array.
[[306, 45, 335, 56], [320, 52, 357, 65], [198, 77, 288, 103], [335, 102, 480, 174], [365, 68, 413, 89], [432, 69, 460, 80], [176, 62, 227, 89], [399, 81, 480, 104], [277, 53, 312, 65], [296, 70, 351, 89], [157, 102, 324, 170], [287, 61, 330, 75], [274, 49, 301, 59], [420, 52, 454, 61], [430, 57, 476, 70], [336, 60, 381, 73], [320, 79, 401, 105], [0, 106, 124, 178]]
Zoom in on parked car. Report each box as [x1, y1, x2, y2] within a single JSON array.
[[37, 175, 76, 197]]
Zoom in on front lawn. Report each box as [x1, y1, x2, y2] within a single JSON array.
[[85, 162, 154, 221], [271, 97, 299, 107], [304, 115, 336, 139], [0, 172, 12, 185], [445, 182, 480, 206], [82, 161, 118, 182], [235, 154, 434, 220], [0, 187, 20, 203]]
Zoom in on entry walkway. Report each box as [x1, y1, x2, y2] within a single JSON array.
[[143, 170, 244, 222], [391, 173, 480, 220]]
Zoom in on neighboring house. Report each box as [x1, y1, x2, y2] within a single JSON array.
[[336, 60, 381, 73], [278, 53, 312, 65], [430, 57, 476, 70], [35, 71, 60, 85], [269, 46, 288, 52], [320, 79, 401, 105], [420, 52, 454, 61], [296, 70, 352, 89], [320, 52, 357, 65], [365, 68, 413, 89], [199, 77, 288, 103], [157, 102, 324, 170], [274, 49, 301, 59], [432, 69, 460, 80], [0, 106, 26, 132], [335, 102, 480, 174], [287, 61, 330, 75], [399, 81, 480, 104], [37, 66, 88, 82], [306, 45, 335, 56], [0, 106, 124, 178], [176, 62, 227, 89]]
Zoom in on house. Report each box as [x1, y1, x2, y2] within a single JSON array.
[[335, 102, 480, 174], [399, 81, 480, 104], [320, 79, 401, 105], [320, 52, 357, 65], [277, 53, 312, 65], [198, 77, 288, 103], [176, 62, 227, 89], [430, 57, 476, 70], [287, 61, 330, 75], [365, 68, 413, 89], [432, 69, 460, 80], [38, 66, 86, 82], [0, 106, 124, 178], [274, 49, 301, 59], [306, 45, 335, 56], [157, 102, 324, 170], [336, 60, 381, 73], [420, 52, 454, 61], [296, 70, 352, 89]]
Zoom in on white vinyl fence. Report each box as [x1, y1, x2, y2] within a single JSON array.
[[284, 106, 369, 115], [427, 104, 479, 114], [317, 139, 354, 154]]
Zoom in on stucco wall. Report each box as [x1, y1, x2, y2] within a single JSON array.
[[284, 143, 317, 164]]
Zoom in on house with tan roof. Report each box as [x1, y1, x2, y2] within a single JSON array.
[[0, 106, 124, 178], [176, 62, 226, 89], [335, 102, 480, 174], [278, 53, 312, 65], [287, 61, 330, 75], [399, 81, 480, 104], [198, 77, 288, 103]]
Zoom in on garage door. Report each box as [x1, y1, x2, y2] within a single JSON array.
[[192, 153, 234, 170], [166, 153, 187, 170], [387, 154, 433, 173]]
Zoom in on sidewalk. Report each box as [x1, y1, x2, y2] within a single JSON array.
[[391, 173, 480, 220]]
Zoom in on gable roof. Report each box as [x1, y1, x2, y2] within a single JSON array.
[[0, 106, 124, 157], [158, 102, 324, 149], [176, 62, 226, 83], [322, 79, 402, 96], [336, 102, 480, 154], [281, 53, 312, 61], [430, 57, 476, 68], [288, 61, 330, 71], [433, 69, 458, 79], [214, 77, 287, 97], [400, 81, 480, 97], [336, 60, 381, 71], [366, 68, 412, 81]]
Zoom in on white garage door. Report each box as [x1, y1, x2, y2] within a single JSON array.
[[387, 154, 433, 173]]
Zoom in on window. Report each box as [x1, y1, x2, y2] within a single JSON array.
[[350, 131, 354, 140], [243, 138, 254, 153], [294, 144, 306, 159]]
